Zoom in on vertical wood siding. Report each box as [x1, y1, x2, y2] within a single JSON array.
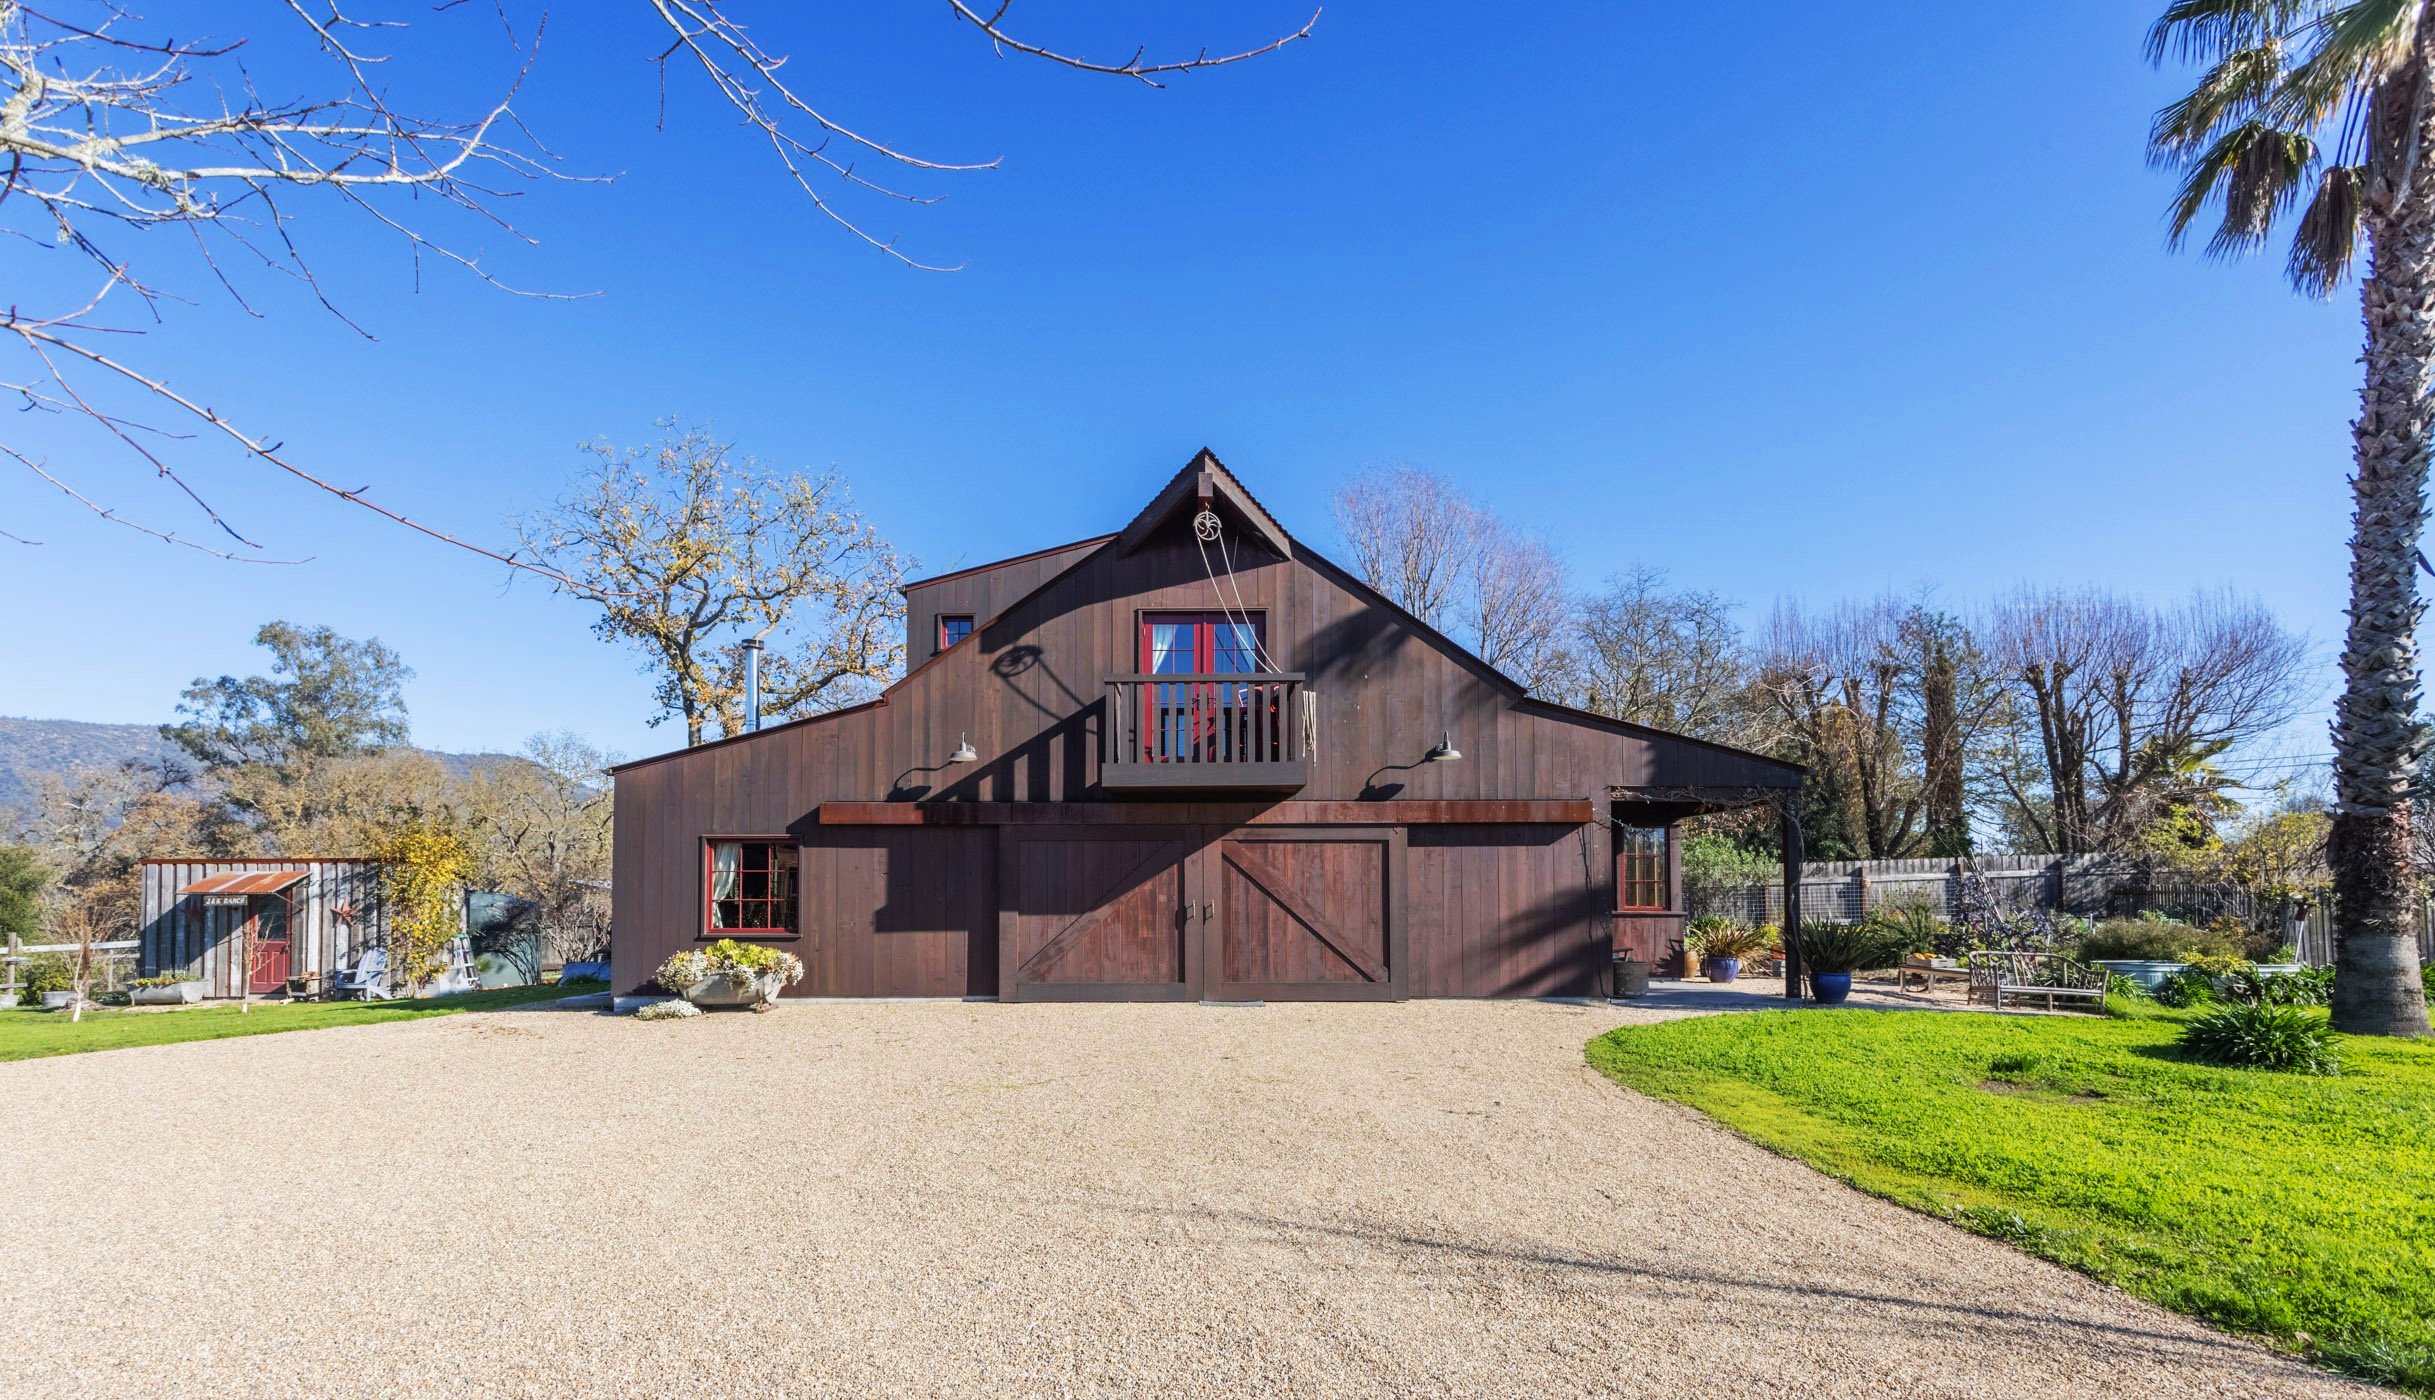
[[139, 859, 388, 996], [611, 463, 1795, 999]]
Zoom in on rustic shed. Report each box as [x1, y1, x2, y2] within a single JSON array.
[[139, 858, 387, 998]]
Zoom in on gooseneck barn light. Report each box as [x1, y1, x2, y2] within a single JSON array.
[[1425, 731, 1463, 763], [948, 733, 980, 764]]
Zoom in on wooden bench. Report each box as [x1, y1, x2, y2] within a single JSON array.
[[1966, 951, 2108, 1014]]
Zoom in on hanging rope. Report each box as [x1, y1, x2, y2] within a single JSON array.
[[1190, 507, 1313, 759]]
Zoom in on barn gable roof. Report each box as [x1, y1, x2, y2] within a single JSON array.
[[610, 449, 1799, 784]]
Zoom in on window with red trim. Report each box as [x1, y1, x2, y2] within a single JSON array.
[[937, 615, 974, 652], [705, 840, 798, 935], [1616, 826, 1669, 911]]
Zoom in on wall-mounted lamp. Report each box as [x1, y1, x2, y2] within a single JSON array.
[[1425, 731, 1463, 763], [948, 733, 980, 764]]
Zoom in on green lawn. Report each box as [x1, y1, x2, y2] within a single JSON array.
[[1586, 1004, 2435, 1393], [0, 982, 600, 1063]]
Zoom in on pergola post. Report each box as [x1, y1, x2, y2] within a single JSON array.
[[1781, 804, 1805, 1002]]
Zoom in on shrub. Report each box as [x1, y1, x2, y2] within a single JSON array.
[[1796, 921, 1909, 974], [1866, 902, 1945, 959], [2251, 966, 2333, 1007], [2151, 967, 2218, 1008], [2105, 973, 2151, 1001], [129, 972, 195, 989], [2079, 917, 2244, 963], [2180, 1002, 2340, 1074], [15, 952, 71, 1006], [634, 998, 702, 1022]]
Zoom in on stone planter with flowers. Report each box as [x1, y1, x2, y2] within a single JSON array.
[[654, 938, 805, 1011]]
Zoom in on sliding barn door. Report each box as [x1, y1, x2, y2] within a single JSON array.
[[1001, 827, 1204, 1001], [1211, 828, 1403, 1002]]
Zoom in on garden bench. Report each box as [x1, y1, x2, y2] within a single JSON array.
[[1965, 951, 2108, 1014]]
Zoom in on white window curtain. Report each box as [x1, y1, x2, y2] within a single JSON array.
[[711, 843, 741, 927]]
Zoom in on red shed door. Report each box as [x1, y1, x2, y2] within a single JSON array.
[[246, 896, 291, 994]]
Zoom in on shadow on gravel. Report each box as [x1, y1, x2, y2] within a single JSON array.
[[1098, 1199, 2272, 1361]]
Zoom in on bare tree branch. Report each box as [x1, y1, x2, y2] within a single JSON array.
[[944, 1, 1320, 88], [0, 0, 1315, 572]]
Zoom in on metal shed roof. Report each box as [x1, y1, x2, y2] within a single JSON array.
[[177, 870, 308, 897]]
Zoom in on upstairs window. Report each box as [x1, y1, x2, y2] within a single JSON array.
[[1616, 826, 1669, 912], [937, 615, 974, 652], [705, 840, 798, 935], [1140, 612, 1264, 674]]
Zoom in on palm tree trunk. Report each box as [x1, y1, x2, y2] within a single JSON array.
[[2330, 101, 2435, 1037]]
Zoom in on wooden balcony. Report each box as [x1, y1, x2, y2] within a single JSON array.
[[1101, 673, 1309, 793]]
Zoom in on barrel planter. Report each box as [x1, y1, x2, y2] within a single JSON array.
[[1610, 956, 1650, 999]]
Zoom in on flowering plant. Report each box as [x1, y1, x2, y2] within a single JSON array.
[[655, 938, 804, 994]]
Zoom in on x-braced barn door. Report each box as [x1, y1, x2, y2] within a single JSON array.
[[1210, 828, 1404, 1002], [999, 827, 1207, 1002]]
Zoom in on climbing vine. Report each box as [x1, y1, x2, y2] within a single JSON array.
[[375, 819, 473, 992]]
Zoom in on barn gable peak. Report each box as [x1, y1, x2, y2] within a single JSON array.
[[1112, 448, 1294, 561]]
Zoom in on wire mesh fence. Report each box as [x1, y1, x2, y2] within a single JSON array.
[[1687, 854, 2432, 970]]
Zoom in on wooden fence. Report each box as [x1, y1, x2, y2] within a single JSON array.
[[2289, 901, 2435, 969]]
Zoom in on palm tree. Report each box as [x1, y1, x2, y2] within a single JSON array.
[[2147, 0, 2432, 1036]]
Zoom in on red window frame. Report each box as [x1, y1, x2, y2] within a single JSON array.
[[1137, 611, 1265, 673], [1615, 825, 1670, 912], [1134, 612, 1274, 764], [936, 614, 974, 652], [703, 838, 799, 938]]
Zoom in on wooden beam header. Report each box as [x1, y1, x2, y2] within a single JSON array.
[[814, 800, 1593, 827]]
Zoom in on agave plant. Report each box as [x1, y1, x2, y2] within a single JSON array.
[[2147, 0, 2435, 1038]]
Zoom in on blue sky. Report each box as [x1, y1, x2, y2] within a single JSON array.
[[0, 2, 2359, 777]]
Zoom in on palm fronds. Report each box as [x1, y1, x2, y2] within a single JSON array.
[[2290, 162, 2368, 291], [2147, 0, 2419, 294]]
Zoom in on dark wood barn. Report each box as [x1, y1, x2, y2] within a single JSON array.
[[610, 451, 1806, 1002]]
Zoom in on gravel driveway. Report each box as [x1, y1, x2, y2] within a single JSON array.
[[0, 999, 2384, 1399]]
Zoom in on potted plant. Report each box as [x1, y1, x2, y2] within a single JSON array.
[[1685, 917, 1768, 984], [654, 938, 805, 1010], [1795, 922, 1901, 1005], [128, 973, 207, 1006]]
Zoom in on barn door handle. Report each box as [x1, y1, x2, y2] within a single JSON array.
[[1200, 902, 1214, 921]]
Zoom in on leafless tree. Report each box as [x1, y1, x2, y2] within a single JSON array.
[[516, 424, 906, 745], [1331, 465, 1482, 632], [1, 1, 1315, 569], [1571, 566, 1755, 743], [456, 732, 616, 964], [1984, 587, 2308, 854], [1752, 598, 1923, 859], [1330, 463, 1571, 691]]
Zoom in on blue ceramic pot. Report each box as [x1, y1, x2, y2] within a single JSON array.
[[1810, 972, 1852, 1004], [1705, 956, 1741, 984]]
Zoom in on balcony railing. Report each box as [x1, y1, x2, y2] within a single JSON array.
[[1101, 672, 1308, 793]]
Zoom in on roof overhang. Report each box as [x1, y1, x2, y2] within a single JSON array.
[[178, 870, 308, 897]]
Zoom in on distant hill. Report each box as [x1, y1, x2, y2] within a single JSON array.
[[0, 715, 519, 815]]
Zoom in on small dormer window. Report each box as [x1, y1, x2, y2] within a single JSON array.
[[937, 615, 974, 652]]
